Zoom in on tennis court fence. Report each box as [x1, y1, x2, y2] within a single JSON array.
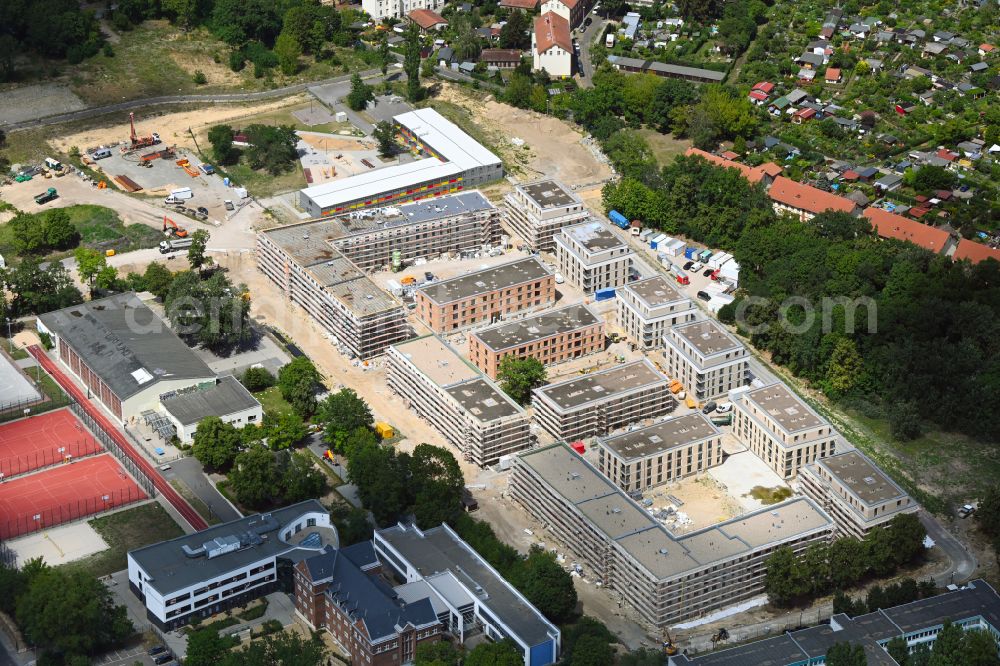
[[0, 486, 147, 540]]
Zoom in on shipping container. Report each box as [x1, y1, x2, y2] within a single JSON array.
[[594, 288, 617, 301], [650, 233, 668, 249], [664, 239, 686, 257], [640, 229, 655, 241], [685, 247, 699, 260], [709, 252, 732, 270], [699, 249, 713, 262]]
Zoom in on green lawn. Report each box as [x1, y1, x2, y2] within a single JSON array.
[[225, 161, 307, 198], [0, 204, 162, 264], [59, 503, 184, 578], [253, 386, 296, 418], [6, 347, 28, 360], [638, 129, 691, 166]]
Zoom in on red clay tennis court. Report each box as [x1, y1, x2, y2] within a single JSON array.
[[0, 408, 101, 478], [0, 454, 147, 540]]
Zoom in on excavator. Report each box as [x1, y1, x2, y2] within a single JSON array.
[[162, 216, 189, 238], [663, 629, 679, 656]]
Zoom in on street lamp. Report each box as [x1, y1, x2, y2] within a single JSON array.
[[5, 318, 13, 353]]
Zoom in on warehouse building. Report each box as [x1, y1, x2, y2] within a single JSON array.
[[414, 257, 555, 333], [554, 221, 633, 294], [511, 444, 834, 627], [375, 524, 561, 666], [37, 293, 216, 424], [799, 449, 918, 539], [128, 500, 332, 630], [532, 359, 674, 442], [663, 320, 749, 401], [467, 302, 605, 379], [503, 180, 590, 252], [257, 226, 409, 360], [387, 335, 532, 467], [616, 276, 697, 350], [597, 413, 723, 492], [298, 109, 503, 217], [160, 376, 262, 443], [670, 579, 1000, 666], [733, 383, 838, 479]]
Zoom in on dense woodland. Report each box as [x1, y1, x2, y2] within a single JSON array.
[[605, 155, 1000, 444]]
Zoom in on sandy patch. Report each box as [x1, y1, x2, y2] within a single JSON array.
[[0, 83, 87, 125], [49, 95, 313, 155], [298, 133, 372, 152], [8, 520, 109, 566], [170, 51, 243, 87], [433, 84, 613, 186]]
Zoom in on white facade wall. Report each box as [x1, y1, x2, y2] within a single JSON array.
[[166, 403, 264, 443], [363, 0, 443, 20]]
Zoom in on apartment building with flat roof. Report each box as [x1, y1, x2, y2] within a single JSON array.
[[503, 180, 590, 252], [468, 302, 605, 379], [257, 230, 409, 360], [386, 335, 532, 466], [554, 221, 633, 294], [597, 413, 723, 492], [663, 320, 749, 401], [414, 257, 555, 333], [531, 359, 674, 442], [670, 579, 1000, 666], [511, 444, 834, 627], [617, 276, 697, 350], [733, 383, 838, 479], [799, 449, 917, 539]]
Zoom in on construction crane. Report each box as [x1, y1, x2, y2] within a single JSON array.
[[127, 112, 161, 151], [162, 216, 188, 238]]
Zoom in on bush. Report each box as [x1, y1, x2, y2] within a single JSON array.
[[239, 599, 268, 621], [103, 44, 115, 58], [229, 50, 245, 72], [242, 367, 276, 392], [193, 70, 207, 85]]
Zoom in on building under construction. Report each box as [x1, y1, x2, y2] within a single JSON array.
[[257, 192, 504, 359], [386, 335, 532, 467], [502, 180, 590, 252]]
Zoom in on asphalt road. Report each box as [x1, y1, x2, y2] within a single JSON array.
[[162, 457, 242, 524], [921, 510, 978, 586], [1, 68, 383, 132], [576, 15, 608, 86]]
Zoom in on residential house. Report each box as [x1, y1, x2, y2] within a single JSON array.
[[797, 68, 817, 83], [540, 0, 589, 30], [408, 8, 448, 31], [480, 48, 523, 69], [786, 88, 810, 105], [768, 97, 790, 115], [683, 148, 781, 185], [970, 61, 989, 73], [923, 42, 948, 57], [825, 67, 842, 83], [363, 0, 443, 21], [933, 30, 954, 42], [953, 239, 1000, 264], [865, 57, 883, 73], [979, 43, 996, 57], [792, 107, 816, 123], [873, 173, 902, 191], [798, 52, 825, 69], [532, 12, 573, 77], [769, 176, 861, 221], [864, 207, 953, 255], [499, 0, 539, 9]]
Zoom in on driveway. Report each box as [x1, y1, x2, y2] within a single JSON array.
[[161, 457, 242, 524], [576, 15, 607, 85], [921, 510, 978, 586]]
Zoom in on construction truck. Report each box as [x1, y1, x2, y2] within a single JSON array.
[[125, 112, 160, 152], [162, 216, 189, 238], [663, 629, 678, 656], [159, 238, 193, 254], [34, 188, 58, 205]]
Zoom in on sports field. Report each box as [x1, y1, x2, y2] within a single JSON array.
[[0, 409, 101, 477]]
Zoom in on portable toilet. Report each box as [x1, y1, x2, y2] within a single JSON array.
[[375, 422, 395, 439]]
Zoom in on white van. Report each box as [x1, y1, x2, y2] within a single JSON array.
[[92, 148, 112, 160]]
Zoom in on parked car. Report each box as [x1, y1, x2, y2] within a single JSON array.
[[703, 268, 714, 277], [701, 401, 718, 414], [716, 402, 733, 413], [424, 271, 434, 282], [696, 291, 711, 302], [224, 199, 235, 211], [958, 504, 976, 518], [683, 261, 694, 270], [154, 653, 173, 665], [196, 206, 209, 216], [147, 646, 166, 656], [691, 262, 703, 271]]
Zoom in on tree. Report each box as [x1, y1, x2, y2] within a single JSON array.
[[569, 634, 616, 666], [825, 642, 867, 666], [414, 640, 460, 666], [373, 121, 396, 158], [6, 259, 83, 316], [280, 452, 327, 502], [825, 337, 863, 396], [211, 0, 281, 46], [274, 31, 302, 75], [241, 366, 275, 392], [519, 547, 578, 623], [499, 10, 529, 49], [619, 648, 667, 666], [219, 630, 327, 666], [185, 629, 235, 666], [347, 441, 411, 525], [410, 444, 465, 528], [243, 124, 299, 175], [888, 400, 923, 440], [0, 34, 16, 82], [464, 640, 523, 666], [15, 568, 133, 659], [228, 444, 283, 508], [496, 356, 546, 406], [346, 73, 374, 111], [165, 271, 252, 353], [278, 357, 322, 417], [330, 503, 373, 546], [74, 247, 106, 288], [887, 636, 910, 666], [929, 620, 964, 666], [318, 388, 373, 451], [207, 125, 237, 165], [187, 229, 210, 272], [42, 209, 79, 250], [957, 630, 1000, 666], [192, 416, 242, 470], [887, 513, 926, 567], [378, 34, 391, 77], [403, 22, 422, 101], [765, 546, 807, 606], [911, 165, 955, 193], [262, 411, 307, 450]]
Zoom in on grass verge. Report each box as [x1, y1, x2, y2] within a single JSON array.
[[749, 486, 793, 505], [226, 162, 306, 198], [253, 386, 296, 418], [638, 128, 691, 166], [170, 479, 223, 526], [59, 503, 184, 578]]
